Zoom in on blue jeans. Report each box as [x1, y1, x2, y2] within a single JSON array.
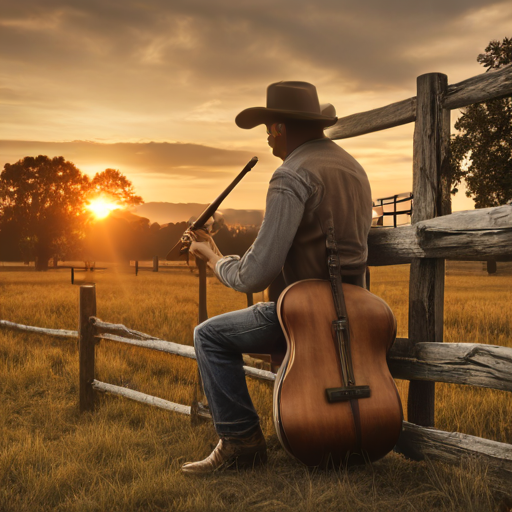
[[193, 302, 286, 437]]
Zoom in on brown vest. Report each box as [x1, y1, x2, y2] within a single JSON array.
[[275, 138, 372, 296]]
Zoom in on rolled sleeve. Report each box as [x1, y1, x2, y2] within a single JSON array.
[[213, 167, 313, 294]]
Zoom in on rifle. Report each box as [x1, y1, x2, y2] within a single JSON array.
[[166, 156, 258, 260]]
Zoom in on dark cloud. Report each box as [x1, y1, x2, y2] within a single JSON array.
[[0, 140, 267, 177], [1, 0, 503, 106]]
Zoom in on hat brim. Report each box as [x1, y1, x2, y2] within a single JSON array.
[[235, 107, 337, 130]]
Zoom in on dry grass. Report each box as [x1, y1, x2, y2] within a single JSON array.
[[0, 262, 510, 511]]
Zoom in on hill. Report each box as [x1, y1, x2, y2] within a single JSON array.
[[131, 202, 263, 226]]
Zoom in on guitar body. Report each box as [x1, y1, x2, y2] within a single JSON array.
[[273, 279, 403, 467]]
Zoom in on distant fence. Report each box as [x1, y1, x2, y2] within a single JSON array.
[[372, 193, 413, 228]]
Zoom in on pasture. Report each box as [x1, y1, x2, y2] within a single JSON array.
[[0, 263, 511, 511]]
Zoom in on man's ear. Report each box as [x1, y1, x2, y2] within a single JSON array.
[[270, 123, 285, 137]]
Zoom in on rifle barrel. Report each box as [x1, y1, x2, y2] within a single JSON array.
[[191, 156, 258, 230], [166, 156, 258, 260]]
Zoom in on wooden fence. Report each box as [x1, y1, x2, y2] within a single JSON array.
[[329, 63, 512, 493], [1, 62, 512, 493]]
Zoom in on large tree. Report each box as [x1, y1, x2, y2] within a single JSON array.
[[0, 156, 143, 270], [450, 37, 512, 208]]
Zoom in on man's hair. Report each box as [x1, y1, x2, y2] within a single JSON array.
[[282, 119, 325, 137]]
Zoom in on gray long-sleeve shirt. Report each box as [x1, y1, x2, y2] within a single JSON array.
[[214, 138, 373, 295]]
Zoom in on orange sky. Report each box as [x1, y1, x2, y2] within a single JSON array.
[[1, 1, 511, 213]]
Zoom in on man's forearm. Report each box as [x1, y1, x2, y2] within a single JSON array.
[[189, 242, 222, 271]]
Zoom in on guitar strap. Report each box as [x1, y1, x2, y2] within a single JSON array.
[[326, 225, 371, 457], [326, 225, 356, 388]]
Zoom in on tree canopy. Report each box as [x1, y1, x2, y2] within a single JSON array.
[[90, 168, 143, 206], [0, 155, 143, 269], [450, 37, 512, 208]]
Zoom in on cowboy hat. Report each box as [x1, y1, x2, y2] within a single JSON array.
[[235, 81, 338, 129]]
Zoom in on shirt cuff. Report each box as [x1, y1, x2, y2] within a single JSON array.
[[214, 255, 241, 288]]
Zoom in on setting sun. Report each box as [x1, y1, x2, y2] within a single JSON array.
[[87, 197, 121, 219]]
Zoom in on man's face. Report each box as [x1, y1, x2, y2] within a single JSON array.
[[266, 122, 287, 160]]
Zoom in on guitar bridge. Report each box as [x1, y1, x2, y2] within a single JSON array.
[[326, 385, 371, 403]]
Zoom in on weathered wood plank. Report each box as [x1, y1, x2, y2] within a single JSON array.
[[412, 73, 450, 223], [94, 332, 277, 382], [327, 64, 512, 141], [408, 73, 450, 427], [327, 98, 416, 140], [92, 380, 195, 416], [395, 421, 512, 496], [388, 340, 512, 392], [91, 317, 159, 340], [445, 62, 512, 110], [367, 204, 512, 265], [0, 319, 78, 338]]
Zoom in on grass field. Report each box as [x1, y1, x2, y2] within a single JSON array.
[[0, 262, 511, 511]]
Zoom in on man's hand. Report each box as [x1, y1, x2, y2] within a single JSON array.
[[189, 241, 222, 272]]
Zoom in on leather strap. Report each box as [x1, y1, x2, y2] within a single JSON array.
[[326, 226, 355, 387]]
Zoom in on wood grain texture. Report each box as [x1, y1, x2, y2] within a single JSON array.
[[395, 421, 512, 495], [367, 205, 512, 265], [444, 62, 512, 110], [327, 97, 416, 140], [274, 280, 402, 467], [79, 285, 96, 413], [388, 340, 512, 392], [408, 73, 450, 427], [327, 63, 511, 141]]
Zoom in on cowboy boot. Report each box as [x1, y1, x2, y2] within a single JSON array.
[[181, 426, 267, 475]]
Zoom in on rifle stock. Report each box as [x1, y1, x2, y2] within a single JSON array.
[[166, 156, 258, 260]]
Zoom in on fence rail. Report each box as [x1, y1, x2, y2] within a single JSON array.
[[388, 339, 512, 392], [367, 204, 512, 266], [0, 319, 78, 338], [91, 319, 276, 382], [328, 62, 512, 141], [396, 422, 512, 496]]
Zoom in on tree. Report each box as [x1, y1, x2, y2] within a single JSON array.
[[89, 168, 143, 206], [450, 38, 512, 208], [0, 156, 143, 270]]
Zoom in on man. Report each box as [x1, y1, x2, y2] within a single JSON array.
[[182, 81, 373, 475]]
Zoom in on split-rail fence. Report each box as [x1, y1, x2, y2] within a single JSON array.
[[1, 63, 512, 494]]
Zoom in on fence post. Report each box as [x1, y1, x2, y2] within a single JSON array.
[[79, 284, 97, 412], [135, 261, 138, 276], [71, 267, 74, 284], [153, 256, 159, 272], [197, 259, 208, 323], [407, 73, 451, 427], [191, 258, 209, 426]]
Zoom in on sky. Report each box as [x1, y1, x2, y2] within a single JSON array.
[[1, 0, 511, 212]]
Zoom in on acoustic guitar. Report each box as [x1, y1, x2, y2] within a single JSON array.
[[273, 278, 403, 467]]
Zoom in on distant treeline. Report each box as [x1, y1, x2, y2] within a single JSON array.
[[0, 216, 259, 263]]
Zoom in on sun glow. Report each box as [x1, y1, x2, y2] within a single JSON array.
[[87, 197, 121, 219]]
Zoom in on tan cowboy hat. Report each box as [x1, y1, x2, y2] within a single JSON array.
[[235, 81, 338, 129]]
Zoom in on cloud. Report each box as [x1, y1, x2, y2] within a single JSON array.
[[1, 0, 509, 209], [0, 140, 268, 177]]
